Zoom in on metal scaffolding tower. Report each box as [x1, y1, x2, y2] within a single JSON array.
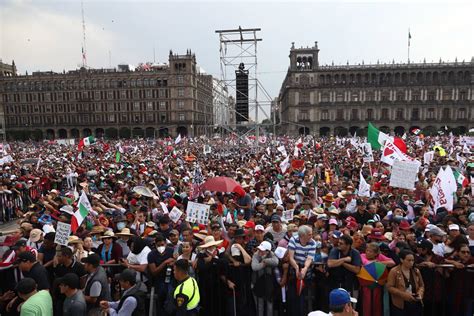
[[215, 27, 273, 147]]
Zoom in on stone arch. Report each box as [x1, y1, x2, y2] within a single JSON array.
[[105, 128, 118, 139], [334, 126, 348, 137], [319, 127, 330, 137], [349, 126, 359, 136], [423, 126, 437, 136], [298, 127, 310, 135], [145, 127, 155, 138], [394, 126, 405, 136], [158, 128, 169, 137], [95, 128, 105, 138], [71, 128, 80, 139], [46, 129, 55, 140], [357, 127, 368, 137], [32, 129, 43, 141], [452, 126, 467, 135], [176, 126, 188, 137], [58, 129, 68, 139], [119, 127, 131, 139], [379, 126, 390, 134], [83, 128, 92, 137], [132, 127, 144, 138]]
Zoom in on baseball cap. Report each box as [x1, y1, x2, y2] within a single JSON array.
[[429, 226, 447, 237], [11, 239, 27, 250], [15, 278, 37, 295], [329, 218, 338, 226], [257, 241, 272, 252], [332, 231, 342, 239], [14, 251, 36, 264], [255, 225, 265, 232], [243, 221, 256, 229], [81, 253, 101, 266], [271, 215, 282, 223], [416, 239, 433, 251], [317, 214, 328, 220], [57, 273, 80, 289], [448, 224, 460, 231], [118, 269, 137, 283], [329, 288, 357, 306], [169, 229, 179, 236]]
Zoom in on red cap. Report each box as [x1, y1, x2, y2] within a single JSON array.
[[243, 221, 255, 229]]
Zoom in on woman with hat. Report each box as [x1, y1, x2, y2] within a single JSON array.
[[97, 231, 123, 264], [195, 236, 226, 316]]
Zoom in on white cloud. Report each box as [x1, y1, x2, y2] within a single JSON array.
[[0, 1, 117, 73]]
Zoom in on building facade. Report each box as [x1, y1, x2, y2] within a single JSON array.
[[279, 42, 474, 136], [0, 60, 15, 141], [0, 51, 213, 140]]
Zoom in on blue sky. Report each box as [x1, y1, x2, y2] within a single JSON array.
[[1, 0, 473, 112]]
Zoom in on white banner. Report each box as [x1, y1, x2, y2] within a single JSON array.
[[381, 140, 414, 166], [423, 151, 434, 165], [54, 222, 71, 246], [430, 166, 457, 212], [0, 155, 14, 165], [389, 160, 420, 190], [185, 201, 210, 225], [361, 143, 374, 163], [282, 210, 294, 221], [169, 207, 183, 223]]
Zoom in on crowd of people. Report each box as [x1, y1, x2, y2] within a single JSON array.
[[0, 132, 473, 316]]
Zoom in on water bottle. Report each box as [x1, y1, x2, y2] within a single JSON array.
[[165, 266, 172, 284]]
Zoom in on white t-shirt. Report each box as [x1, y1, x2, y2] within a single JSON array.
[[127, 246, 152, 282], [308, 311, 332, 316]]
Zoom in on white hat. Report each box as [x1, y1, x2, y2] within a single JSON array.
[[274, 246, 288, 259], [255, 225, 265, 232], [448, 224, 460, 231], [257, 241, 272, 252], [60, 205, 74, 215]]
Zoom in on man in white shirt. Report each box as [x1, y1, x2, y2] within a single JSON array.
[[308, 288, 358, 316]]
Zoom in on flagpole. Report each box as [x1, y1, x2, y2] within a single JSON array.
[[407, 28, 411, 64]]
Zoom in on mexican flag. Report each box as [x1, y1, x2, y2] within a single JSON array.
[[453, 169, 469, 187], [368, 123, 407, 153], [411, 128, 421, 135], [368, 123, 391, 150], [78, 136, 96, 151], [71, 192, 92, 233]]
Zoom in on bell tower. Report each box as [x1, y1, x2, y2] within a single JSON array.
[[289, 41, 320, 71]]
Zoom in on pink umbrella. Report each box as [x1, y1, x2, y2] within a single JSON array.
[[201, 177, 245, 196]]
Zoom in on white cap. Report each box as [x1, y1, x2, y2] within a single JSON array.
[[255, 225, 265, 232], [274, 246, 288, 259], [257, 241, 272, 252], [448, 224, 460, 231]]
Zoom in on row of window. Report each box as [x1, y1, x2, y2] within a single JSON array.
[[297, 89, 469, 104], [5, 111, 195, 127], [298, 108, 468, 121], [309, 70, 471, 86]]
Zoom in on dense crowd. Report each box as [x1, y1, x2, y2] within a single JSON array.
[[0, 133, 473, 316]]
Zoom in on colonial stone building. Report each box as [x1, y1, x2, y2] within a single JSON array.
[[0, 51, 213, 140], [278, 42, 474, 136]]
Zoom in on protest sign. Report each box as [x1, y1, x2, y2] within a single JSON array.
[[282, 210, 294, 221], [430, 166, 457, 212], [389, 160, 420, 190], [169, 207, 183, 223], [361, 143, 374, 163], [185, 201, 210, 225], [54, 222, 71, 246]]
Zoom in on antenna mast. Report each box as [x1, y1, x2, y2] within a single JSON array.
[[81, 0, 87, 67]]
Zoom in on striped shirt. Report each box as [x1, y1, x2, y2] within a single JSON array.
[[288, 237, 317, 266]]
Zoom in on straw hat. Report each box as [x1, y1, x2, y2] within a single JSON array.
[[28, 229, 43, 243], [322, 193, 335, 202], [198, 236, 223, 249], [90, 226, 106, 234], [313, 207, 325, 215], [100, 230, 117, 239], [115, 228, 134, 237], [68, 236, 83, 244]]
